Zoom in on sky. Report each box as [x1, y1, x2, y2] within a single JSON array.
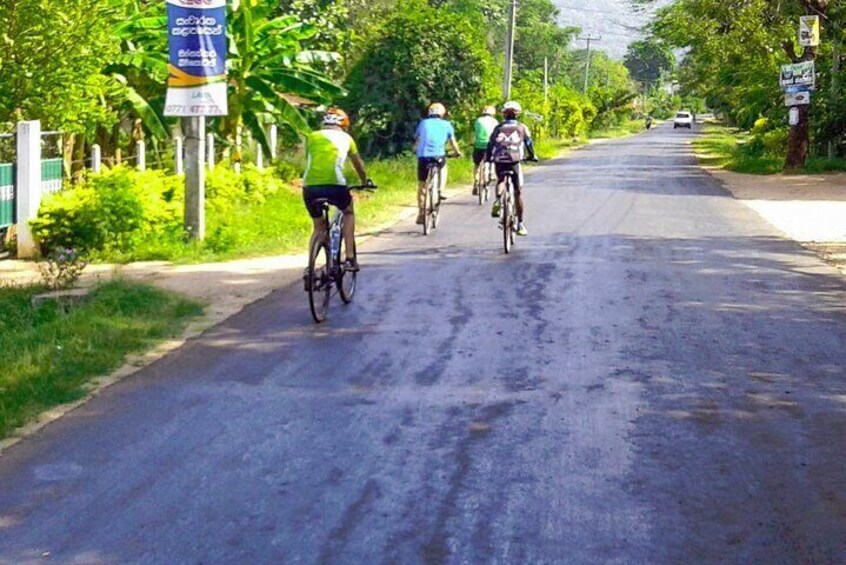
[[553, 0, 665, 59]]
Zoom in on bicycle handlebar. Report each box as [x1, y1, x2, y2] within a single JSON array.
[[349, 181, 378, 191]]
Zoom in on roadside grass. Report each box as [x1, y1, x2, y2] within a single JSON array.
[[0, 281, 202, 438], [692, 125, 782, 174], [533, 120, 645, 160], [693, 124, 846, 175], [534, 138, 580, 160], [591, 119, 648, 140], [112, 154, 476, 263]]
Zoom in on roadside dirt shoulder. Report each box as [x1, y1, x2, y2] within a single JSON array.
[[704, 167, 846, 276]]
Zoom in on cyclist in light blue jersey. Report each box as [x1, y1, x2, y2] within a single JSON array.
[[412, 102, 462, 224]]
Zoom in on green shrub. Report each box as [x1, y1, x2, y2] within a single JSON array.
[[32, 163, 297, 261], [273, 160, 300, 183], [752, 117, 770, 135], [762, 128, 788, 157], [31, 167, 182, 255]]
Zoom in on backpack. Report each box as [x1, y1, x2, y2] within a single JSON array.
[[492, 122, 526, 164]]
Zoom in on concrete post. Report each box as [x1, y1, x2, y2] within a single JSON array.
[[15, 120, 42, 258], [91, 144, 102, 173], [207, 133, 215, 171], [256, 139, 264, 171], [175, 136, 184, 175], [269, 124, 278, 161], [137, 140, 146, 171], [182, 117, 205, 241]]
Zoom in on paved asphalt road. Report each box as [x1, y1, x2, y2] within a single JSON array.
[[2, 124, 846, 564]]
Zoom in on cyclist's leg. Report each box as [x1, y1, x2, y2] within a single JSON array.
[[438, 157, 448, 197], [341, 205, 355, 262], [303, 186, 329, 251], [491, 163, 507, 217], [495, 163, 508, 197], [472, 150, 484, 192], [327, 188, 355, 263], [514, 164, 525, 222], [416, 158, 429, 221]]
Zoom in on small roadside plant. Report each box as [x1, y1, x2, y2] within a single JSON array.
[[37, 246, 88, 290]]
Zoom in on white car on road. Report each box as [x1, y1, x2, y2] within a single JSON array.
[[674, 111, 694, 129]]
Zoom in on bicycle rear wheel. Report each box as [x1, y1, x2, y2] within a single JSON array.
[[339, 240, 357, 304], [308, 238, 332, 323], [423, 173, 433, 236], [502, 183, 513, 254], [431, 180, 440, 230]]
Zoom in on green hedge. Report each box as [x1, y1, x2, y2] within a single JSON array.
[[31, 164, 305, 262]]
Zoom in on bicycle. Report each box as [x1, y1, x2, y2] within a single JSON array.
[[305, 183, 376, 323], [498, 170, 517, 254], [421, 153, 459, 235], [474, 160, 494, 205]]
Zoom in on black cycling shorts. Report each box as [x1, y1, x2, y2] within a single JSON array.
[[472, 149, 488, 166], [417, 156, 446, 182], [303, 185, 352, 219], [495, 162, 524, 193]]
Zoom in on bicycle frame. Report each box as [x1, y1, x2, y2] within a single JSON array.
[[422, 159, 446, 235], [305, 183, 375, 323], [499, 171, 517, 254]]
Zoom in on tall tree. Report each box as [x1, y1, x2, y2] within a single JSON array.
[[624, 39, 675, 85], [0, 0, 119, 133]]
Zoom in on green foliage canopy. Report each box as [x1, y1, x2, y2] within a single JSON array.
[[344, 0, 496, 155], [0, 0, 120, 134], [623, 39, 675, 84]]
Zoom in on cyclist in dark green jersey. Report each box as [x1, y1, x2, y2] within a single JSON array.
[[472, 106, 499, 195]]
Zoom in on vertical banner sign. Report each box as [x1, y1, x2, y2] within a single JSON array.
[[799, 16, 820, 48], [164, 0, 228, 117]]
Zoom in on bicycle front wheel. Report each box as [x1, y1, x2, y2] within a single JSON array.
[[339, 240, 357, 304], [308, 239, 332, 323]]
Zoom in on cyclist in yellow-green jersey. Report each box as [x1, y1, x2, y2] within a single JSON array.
[[303, 108, 370, 272]]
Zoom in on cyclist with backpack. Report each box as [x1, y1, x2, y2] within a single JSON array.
[[487, 100, 538, 236]]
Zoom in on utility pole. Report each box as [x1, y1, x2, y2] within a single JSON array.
[[577, 35, 602, 94], [544, 56, 549, 105], [182, 116, 206, 241], [503, 0, 517, 99]]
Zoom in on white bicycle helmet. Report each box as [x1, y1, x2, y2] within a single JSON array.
[[428, 102, 447, 117], [503, 101, 522, 116], [322, 107, 350, 129]]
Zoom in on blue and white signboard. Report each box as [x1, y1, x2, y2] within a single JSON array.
[[164, 0, 228, 117]]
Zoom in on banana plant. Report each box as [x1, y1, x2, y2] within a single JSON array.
[[224, 0, 345, 156], [104, 0, 344, 155]]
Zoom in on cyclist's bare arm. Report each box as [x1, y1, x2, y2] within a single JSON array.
[[350, 154, 368, 184], [448, 137, 462, 156]]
